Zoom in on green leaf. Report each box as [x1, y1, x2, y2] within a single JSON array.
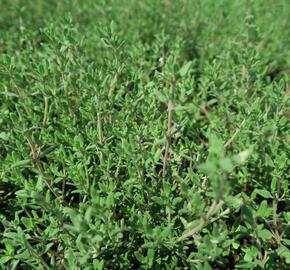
[[10, 259, 20, 270], [258, 229, 272, 240], [243, 246, 259, 262], [0, 91, 19, 97], [93, 259, 104, 270], [134, 252, 145, 263], [179, 61, 192, 77], [162, 180, 171, 196], [15, 190, 28, 198], [40, 145, 59, 157], [153, 149, 162, 162], [233, 147, 253, 164], [151, 196, 164, 205], [5, 243, 14, 255], [11, 159, 31, 169], [154, 90, 167, 103], [220, 157, 233, 172], [232, 242, 240, 249], [276, 245, 290, 263], [256, 200, 271, 217], [66, 248, 77, 268], [225, 195, 242, 208], [0, 132, 10, 141], [0, 256, 11, 264], [236, 261, 258, 269], [254, 189, 272, 199], [44, 243, 54, 254], [198, 161, 217, 174], [270, 177, 277, 193], [147, 248, 155, 268], [21, 217, 33, 229], [208, 134, 224, 156]]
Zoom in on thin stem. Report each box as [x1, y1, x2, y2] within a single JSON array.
[[97, 112, 103, 145], [24, 238, 51, 270], [42, 96, 49, 127], [162, 99, 174, 178], [224, 119, 246, 148]]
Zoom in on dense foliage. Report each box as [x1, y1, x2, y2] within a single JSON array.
[[0, 0, 289, 269]]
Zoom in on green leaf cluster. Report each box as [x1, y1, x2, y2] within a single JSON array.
[[0, 0, 289, 269]]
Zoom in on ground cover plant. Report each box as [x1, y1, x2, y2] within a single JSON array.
[[0, 0, 289, 269]]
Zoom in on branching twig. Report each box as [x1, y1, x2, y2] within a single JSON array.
[[27, 137, 68, 207], [178, 200, 224, 242]]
